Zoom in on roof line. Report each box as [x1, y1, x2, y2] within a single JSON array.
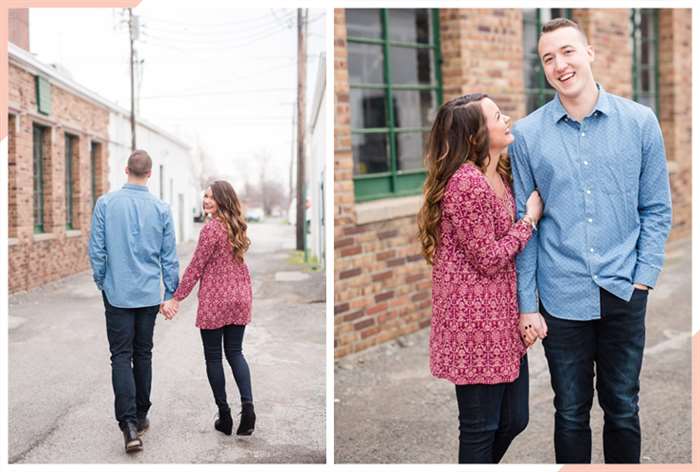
[[9, 42, 191, 151]]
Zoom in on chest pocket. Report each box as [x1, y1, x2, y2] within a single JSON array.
[[598, 151, 640, 196]]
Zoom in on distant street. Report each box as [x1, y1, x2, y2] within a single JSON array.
[[9, 219, 326, 464], [335, 238, 692, 464]]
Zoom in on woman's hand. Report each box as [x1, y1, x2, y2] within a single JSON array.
[[525, 190, 543, 223], [160, 299, 180, 320]]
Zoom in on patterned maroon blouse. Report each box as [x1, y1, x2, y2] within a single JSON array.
[[430, 163, 533, 385], [173, 218, 252, 329]]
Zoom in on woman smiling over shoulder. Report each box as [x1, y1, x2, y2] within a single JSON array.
[[162, 180, 256, 437]]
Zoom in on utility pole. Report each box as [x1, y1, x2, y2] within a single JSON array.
[[128, 8, 136, 151], [289, 102, 296, 212], [295, 8, 307, 251]]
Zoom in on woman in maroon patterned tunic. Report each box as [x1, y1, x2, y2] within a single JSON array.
[[417, 94, 544, 463], [163, 180, 255, 436]]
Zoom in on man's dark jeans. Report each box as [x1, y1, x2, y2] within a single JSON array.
[[455, 355, 529, 463], [102, 292, 159, 430], [541, 288, 647, 463]]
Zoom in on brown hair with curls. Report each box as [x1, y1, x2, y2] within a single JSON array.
[[417, 93, 512, 265], [208, 180, 251, 262]]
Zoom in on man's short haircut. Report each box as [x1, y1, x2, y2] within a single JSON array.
[[127, 149, 152, 177], [541, 17, 589, 45]]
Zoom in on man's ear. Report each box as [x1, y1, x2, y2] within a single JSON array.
[[586, 44, 595, 63], [125, 166, 130, 176]]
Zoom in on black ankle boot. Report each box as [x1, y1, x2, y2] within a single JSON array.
[[215, 407, 233, 435], [121, 422, 143, 453], [237, 402, 256, 436]]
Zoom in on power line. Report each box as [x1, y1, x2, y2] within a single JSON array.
[[140, 87, 295, 100], [137, 10, 294, 29], [140, 13, 294, 40], [140, 23, 293, 50]]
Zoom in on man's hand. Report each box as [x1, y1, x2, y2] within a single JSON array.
[[160, 299, 180, 319], [519, 312, 548, 347], [633, 283, 649, 290]]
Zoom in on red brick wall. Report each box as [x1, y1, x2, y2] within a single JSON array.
[[8, 62, 110, 293], [334, 9, 436, 357], [440, 9, 526, 118], [659, 9, 692, 241], [9, 9, 29, 51], [573, 9, 633, 99], [334, 9, 355, 231]]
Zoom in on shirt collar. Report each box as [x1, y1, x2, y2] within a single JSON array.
[[123, 183, 149, 192], [550, 83, 612, 123]]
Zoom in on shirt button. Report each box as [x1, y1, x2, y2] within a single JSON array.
[[586, 189, 591, 194], [583, 160, 589, 165], [593, 275, 598, 280], [588, 218, 593, 223], [590, 248, 595, 252], [581, 132, 586, 137]]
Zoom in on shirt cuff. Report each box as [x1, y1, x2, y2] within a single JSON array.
[[517, 290, 539, 314], [633, 262, 661, 289], [163, 291, 174, 301]]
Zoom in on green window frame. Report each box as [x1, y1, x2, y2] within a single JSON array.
[[631, 9, 660, 115], [33, 124, 46, 233], [347, 8, 443, 202], [523, 8, 572, 113], [65, 133, 77, 229], [35, 76, 52, 115]]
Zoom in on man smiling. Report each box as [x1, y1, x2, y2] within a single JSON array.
[[509, 18, 672, 463]]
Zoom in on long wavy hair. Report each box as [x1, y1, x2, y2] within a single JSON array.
[[207, 180, 251, 262], [417, 93, 512, 264]]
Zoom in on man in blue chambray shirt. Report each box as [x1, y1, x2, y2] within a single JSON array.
[[509, 19, 672, 464], [88, 149, 179, 453]]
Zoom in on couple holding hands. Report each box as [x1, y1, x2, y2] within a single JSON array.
[[419, 18, 672, 464], [89, 150, 255, 453]]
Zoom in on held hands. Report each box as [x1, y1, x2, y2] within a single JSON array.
[[160, 298, 180, 320], [519, 312, 548, 348], [525, 190, 543, 223]]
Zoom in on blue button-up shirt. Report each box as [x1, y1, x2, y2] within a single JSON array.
[[88, 183, 179, 308], [509, 85, 672, 320]]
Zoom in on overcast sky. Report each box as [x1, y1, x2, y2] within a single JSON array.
[[29, 1, 326, 192]]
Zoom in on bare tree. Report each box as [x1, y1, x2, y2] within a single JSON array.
[[251, 149, 289, 216], [193, 137, 218, 191]]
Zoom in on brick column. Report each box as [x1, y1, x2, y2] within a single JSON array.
[[573, 9, 632, 98], [659, 9, 691, 240], [333, 9, 356, 232], [439, 8, 526, 120], [334, 9, 359, 357]]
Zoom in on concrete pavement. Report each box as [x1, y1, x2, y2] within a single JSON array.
[[334, 237, 691, 464], [9, 219, 326, 464]]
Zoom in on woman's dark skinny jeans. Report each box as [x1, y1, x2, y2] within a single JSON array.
[[455, 355, 529, 463], [200, 324, 253, 411]]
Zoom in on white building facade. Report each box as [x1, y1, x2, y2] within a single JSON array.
[[305, 53, 326, 266]]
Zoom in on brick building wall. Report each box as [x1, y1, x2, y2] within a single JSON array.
[[659, 9, 692, 240], [9, 9, 29, 50], [334, 8, 692, 358], [8, 62, 110, 293], [334, 10, 431, 356]]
